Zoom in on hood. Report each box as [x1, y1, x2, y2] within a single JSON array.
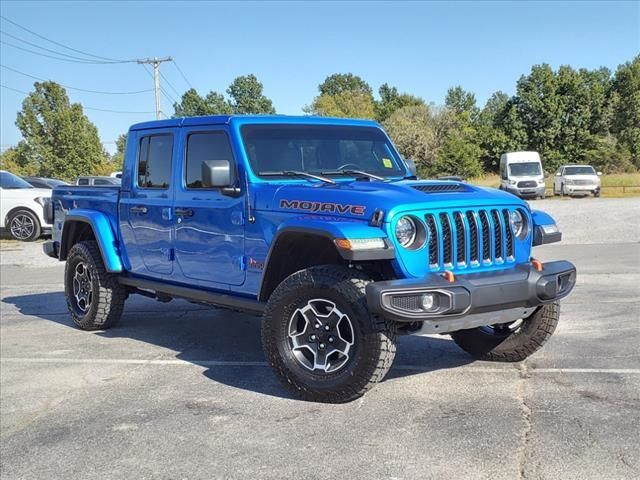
[[253, 179, 527, 222], [2, 187, 51, 198]]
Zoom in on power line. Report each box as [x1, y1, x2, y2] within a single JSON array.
[[139, 61, 177, 118], [159, 69, 181, 98], [173, 60, 193, 89], [1, 64, 153, 95], [0, 40, 120, 64], [0, 15, 135, 63], [0, 31, 132, 64], [1, 84, 155, 114]]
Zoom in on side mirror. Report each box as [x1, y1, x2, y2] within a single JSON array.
[[202, 159, 235, 188], [597, 171, 603, 176], [404, 158, 418, 178]]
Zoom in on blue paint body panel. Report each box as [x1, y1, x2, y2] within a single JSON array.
[[51, 115, 562, 301]]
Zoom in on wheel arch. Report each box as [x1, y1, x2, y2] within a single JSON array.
[[257, 226, 394, 302], [59, 210, 123, 272], [5, 205, 40, 226]]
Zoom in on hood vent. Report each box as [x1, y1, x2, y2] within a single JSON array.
[[412, 183, 467, 193]]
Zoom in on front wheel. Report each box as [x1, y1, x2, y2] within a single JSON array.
[[8, 209, 41, 241], [262, 265, 396, 403], [65, 241, 126, 330], [450, 303, 560, 362]]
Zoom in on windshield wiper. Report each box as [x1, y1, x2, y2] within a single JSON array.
[[321, 169, 385, 181], [259, 170, 336, 185]]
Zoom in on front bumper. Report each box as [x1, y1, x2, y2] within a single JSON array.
[[366, 260, 576, 332], [505, 185, 546, 198], [564, 185, 599, 195]]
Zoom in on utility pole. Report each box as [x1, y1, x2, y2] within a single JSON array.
[[137, 57, 172, 119]]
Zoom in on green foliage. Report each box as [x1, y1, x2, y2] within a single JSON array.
[[227, 74, 275, 114], [383, 104, 455, 176], [433, 130, 484, 179], [173, 74, 274, 117], [110, 133, 128, 170], [0, 143, 38, 176], [305, 92, 376, 119], [445, 86, 479, 121], [375, 83, 424, 122], [14, 81, 107, 181], [318, 73, 373, 97], [611, 56, 640, 168]]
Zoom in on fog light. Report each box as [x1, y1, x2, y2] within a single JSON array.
[[421, 294, 435, 311]]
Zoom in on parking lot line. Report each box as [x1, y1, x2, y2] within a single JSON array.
[[1, 357, 639, 374]]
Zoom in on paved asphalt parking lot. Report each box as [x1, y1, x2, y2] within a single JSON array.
[[1, 198, 639, 480]]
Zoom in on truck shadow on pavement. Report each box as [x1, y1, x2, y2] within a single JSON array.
[[3, 291, 475, 401]]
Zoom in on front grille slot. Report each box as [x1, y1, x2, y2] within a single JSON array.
[[502, 209, 514, 258], [491, 209, 504, 260], [479, 211, 492, 261], [439, 213, 453, 266], [425, 214, 439, 267], [466, 211, 479, 263], [413, 183, 465, 193], [517, 180, 537, 188], [453, 212, 466, 265]]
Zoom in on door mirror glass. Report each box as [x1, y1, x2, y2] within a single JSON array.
[[597, 171, 603, 176], [202, 160, 235, 188]]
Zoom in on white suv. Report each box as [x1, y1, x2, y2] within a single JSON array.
[[0, 170, 52, 241], [553, 165, 602, 197]]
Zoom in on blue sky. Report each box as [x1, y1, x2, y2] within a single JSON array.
[[1, 1, 638, 154]]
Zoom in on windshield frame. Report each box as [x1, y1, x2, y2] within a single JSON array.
[[239, 123, 409, 181], [508, 162, 542, 177], [0, 171, 35, 189], [564, 166, 596, 176]]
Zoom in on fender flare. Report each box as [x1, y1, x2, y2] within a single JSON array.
[[60, 209, 123, 272]]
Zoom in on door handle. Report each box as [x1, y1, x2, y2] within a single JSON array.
[[175, 208, 194, 217], [130, 206, 148, 214]]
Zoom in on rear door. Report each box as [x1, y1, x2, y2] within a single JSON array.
[[173, 126, 245, 287], [119, 129, 176, 277]]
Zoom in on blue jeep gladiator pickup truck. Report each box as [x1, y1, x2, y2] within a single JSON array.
[[44, 115, 576, 403]]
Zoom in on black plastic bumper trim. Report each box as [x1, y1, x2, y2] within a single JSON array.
[[533, 225, 562, 246], [43, 241, 58, 259], [366, 260, 576, 322]]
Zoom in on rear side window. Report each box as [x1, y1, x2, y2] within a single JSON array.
[[77, 178, 89, 186], [94, 178, 111, 185], [138, 135, 173, 188], [185, 131, 234, 188]]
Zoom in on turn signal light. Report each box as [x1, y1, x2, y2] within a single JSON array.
[[442, 271, 455, 283], [531, 258, 543, 272]]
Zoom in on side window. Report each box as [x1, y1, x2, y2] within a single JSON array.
[[138, 135, 173, 189], [94, 178, 111, 186], [185, 131, 234, 189], [77, 178, 89, 186]]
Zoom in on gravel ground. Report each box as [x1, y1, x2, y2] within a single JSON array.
[[1, 198, 638, 480]]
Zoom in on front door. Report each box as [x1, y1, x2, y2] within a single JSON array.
[[119, 130, 176, 277], [173, 127, 245, 287]]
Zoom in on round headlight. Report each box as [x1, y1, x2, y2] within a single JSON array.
[[395, 216, 417, 247], [509, 210, 526, 239]]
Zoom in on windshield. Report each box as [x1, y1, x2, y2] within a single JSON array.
[[564, 166, 596, 175], [0, 171, 34, 189], [509, 162, 542, 177], [241, 124, 406, 179]]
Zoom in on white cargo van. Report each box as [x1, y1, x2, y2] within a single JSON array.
[[499, 151, 546, 199]]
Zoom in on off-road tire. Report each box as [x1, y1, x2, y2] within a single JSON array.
[[450, 303, 560, 362], [7, 209, 41, 241], [262, 265, 397, 403], [65, 241, 126, 330]]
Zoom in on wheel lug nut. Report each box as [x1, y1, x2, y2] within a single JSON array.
[[324, 325, 330, 331], [310, 335, 317, 341], [329, 337, 334, 343], [319, 343, 325, 349], [315, 323, 320, 329]]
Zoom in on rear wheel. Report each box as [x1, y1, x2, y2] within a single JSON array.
[[65, 241, 126, 330], [450, 303, 560, 362], [262, 265, 396, 403], [8, 209, 41, 241]]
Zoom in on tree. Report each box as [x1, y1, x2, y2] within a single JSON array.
[[383, 104, 455, 176], [0, 143, 37, 176], [227, 74, 275, 114], [305, 73, 376, 119], [375, 83, 424, 122], [15, 81, 107, 180], [307, 91, 376, 119], [433, 130, 484, 178], [110, 133, 128, 170], [173, 88, 233, 117], [445, 86, 479, 121], [318, 73, 373, 97], [611, 55, 640, 167]]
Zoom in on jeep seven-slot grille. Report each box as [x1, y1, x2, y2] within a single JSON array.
[[422, 208, 519, 271]]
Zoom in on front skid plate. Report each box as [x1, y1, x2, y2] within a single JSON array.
[[410, 307, 534, 335]]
